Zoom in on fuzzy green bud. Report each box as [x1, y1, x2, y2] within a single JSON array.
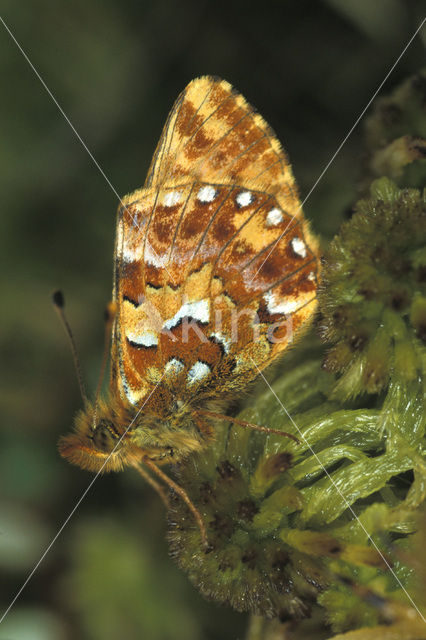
[[166, 339, 425, 627], [363, 69, 426, 189], [319, 178, 426, 398]]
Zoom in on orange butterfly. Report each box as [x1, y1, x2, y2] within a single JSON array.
[[58, 77, 319, 544]]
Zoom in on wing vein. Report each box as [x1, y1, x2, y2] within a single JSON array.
[[185, 187, 235, 274], [210, 194, 274, 273], [214, 132, 268, 181], [167, 183, 196, 266], [252, 256, 317, 299], [145, 93, 185, 188], [193, 110, 253, 176], [251, 157, 282, 182], [178, 93, 235, 157]]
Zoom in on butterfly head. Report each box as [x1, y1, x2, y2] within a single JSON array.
[[58, 400, 139, 473]]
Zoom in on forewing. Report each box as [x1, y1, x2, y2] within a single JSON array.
[[144, 76, 301, 219]]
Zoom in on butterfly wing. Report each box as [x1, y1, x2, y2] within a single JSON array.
[[112, 77, 319, 406], [145, 76, 300, 217]]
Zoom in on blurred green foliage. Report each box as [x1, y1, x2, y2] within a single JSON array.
[[64, 519, 201, 640], [0, 1, 425, 639]]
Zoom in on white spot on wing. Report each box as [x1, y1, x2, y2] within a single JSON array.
[[164, 358, 185, 377], [144, 243, 166, 268], [236, 190, 254, 207], [116, 224, 143, 262], [307, 271, 316, 281], [264, 291, 299, 316], [127, 330, 158, 347], [266, 207, 283, 227], [197, 186, 217, 203], [187, 361, 211, 385], [163, 299, 210, 331], [210, 331, 231, 354], [116, 211, 150, 263], [163, 190, 182, 207], [290, 237, 307, 258], [122, 243, 143, 262]]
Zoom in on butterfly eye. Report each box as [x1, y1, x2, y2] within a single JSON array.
[[91, 422, 120, 453]]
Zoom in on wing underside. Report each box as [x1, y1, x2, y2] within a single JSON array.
[[111, 77, 319, 406]]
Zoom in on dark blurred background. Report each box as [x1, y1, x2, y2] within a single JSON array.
[[0, 1, 424, 638]]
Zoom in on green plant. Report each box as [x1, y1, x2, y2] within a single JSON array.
[[166, 71, 426, 639]]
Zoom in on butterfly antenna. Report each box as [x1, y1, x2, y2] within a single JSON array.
[[92, 302, 116, 428], [52, 290, 88, 404]]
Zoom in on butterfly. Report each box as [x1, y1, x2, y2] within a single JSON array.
[[58, 76, 319, 544]]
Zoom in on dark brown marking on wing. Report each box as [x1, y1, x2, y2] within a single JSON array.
[[123, 294, 139, 307], [121, 261, 144, 304], [167, 183, 196, 267]]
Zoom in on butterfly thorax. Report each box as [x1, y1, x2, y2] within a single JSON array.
[[58, 388, 212, 473]]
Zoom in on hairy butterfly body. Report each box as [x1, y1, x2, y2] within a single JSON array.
[[59, 77, 319, 506]]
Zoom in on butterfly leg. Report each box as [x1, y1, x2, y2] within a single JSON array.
[[134, 457, 209, 550], [193, 415, 214, 441], [133, 463, 170, 509], [193, 409, 299, 443]]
